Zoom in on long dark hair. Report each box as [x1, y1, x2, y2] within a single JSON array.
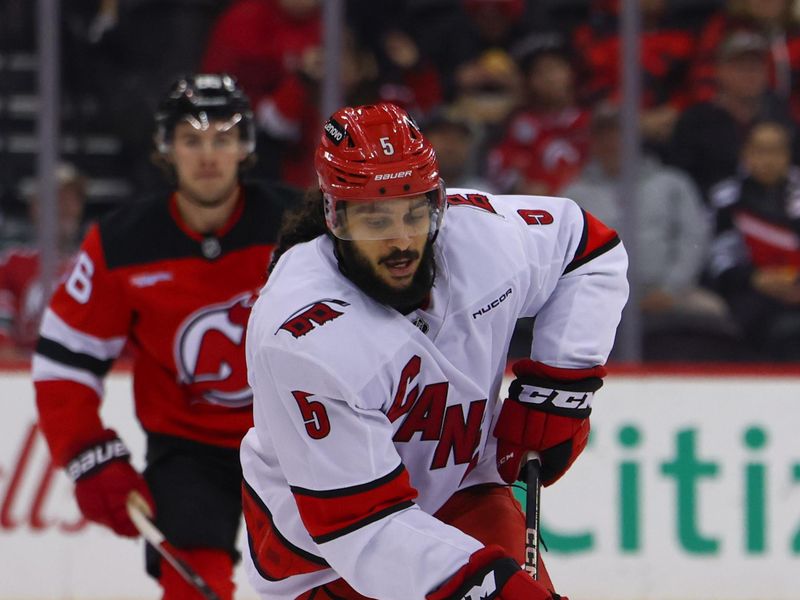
[[270, 188, 328, 272]]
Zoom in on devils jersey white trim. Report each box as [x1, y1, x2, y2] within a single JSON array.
[[31, 353, 104, 396], [38, 308, 127, 360]]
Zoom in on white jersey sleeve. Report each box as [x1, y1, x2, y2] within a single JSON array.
[[471, 190, 629, 368], [246, 339, 482, 600]]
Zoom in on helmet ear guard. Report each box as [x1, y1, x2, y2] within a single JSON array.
[[154, 73, 256, 155], [315, 103, 447, 241]]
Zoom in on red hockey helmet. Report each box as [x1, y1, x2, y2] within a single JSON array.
[[315, 102, 446, 240]]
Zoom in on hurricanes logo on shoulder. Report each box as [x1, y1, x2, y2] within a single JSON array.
[[447, 193, 497, 214], [174, 291, 257, 408], [277, 299, 349, 338]]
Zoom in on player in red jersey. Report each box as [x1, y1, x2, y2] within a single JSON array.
[[32, 74, 299, 599]]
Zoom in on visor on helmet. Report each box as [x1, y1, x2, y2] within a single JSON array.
[[325, 180, 446, 241]]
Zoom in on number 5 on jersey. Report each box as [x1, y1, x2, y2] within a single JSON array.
[[291, 391, 331, 440]]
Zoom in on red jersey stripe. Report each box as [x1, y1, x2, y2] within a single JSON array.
[[290, 464, 418, 544], [242, 479, 329, 581], [565, 209, 621, 274]]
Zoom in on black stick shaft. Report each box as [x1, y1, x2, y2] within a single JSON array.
[[523, 458, 541, 580]]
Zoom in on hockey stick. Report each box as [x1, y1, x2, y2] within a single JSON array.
[[126, 492, 222, 600], [523, 452, 541, 580]]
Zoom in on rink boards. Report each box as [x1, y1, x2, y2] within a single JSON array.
[[1, 369, 799, 600]]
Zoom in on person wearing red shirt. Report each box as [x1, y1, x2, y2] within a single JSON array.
[[32, 74, 299, 599], [202, 0, 443, 188], [0, 164, 86, 360], [573, 0, 696, 146], [202, 0, 321, 106], [488, 37, 590, 195]]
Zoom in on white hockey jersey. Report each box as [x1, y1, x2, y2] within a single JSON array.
[[241, 189, 628, 600]]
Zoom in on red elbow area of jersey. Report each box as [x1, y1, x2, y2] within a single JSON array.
[[290, 463, 418, 544], [35, 380, 106, 466], [242, 479, 330, 581], [564, 209, 620, 274]]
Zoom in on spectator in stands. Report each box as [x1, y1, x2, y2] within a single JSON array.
[[422, 108, 493, 191], [691, 0, 800, 122], [573, 0, 696, 149], [708, 120, 800, 360], [67, 0, 233, 197], [363, 28, 444, 115], [0, 164, 87, 359], [202, 0, 321, 110], [487, 34, 589, 195], [449, 46, 523, 130], [668, 30, 792, 199], [201, 0, 322, 183], [204, 0, 441, 187], [211, 28, 386, 188], [407, 0, 546, 101], [563, 104, 731, 358], [341, 4, 445, 115]]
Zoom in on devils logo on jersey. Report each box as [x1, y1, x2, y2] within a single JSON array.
[[174, 292, 257, 407]]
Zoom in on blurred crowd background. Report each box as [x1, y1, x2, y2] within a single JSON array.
[[2, 0, 800, 363]]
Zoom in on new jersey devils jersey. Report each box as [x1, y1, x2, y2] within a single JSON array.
[[241, 189, 629, 600], [32, 182, 297, 466]]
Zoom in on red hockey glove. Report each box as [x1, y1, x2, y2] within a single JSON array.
[[66, 430, 154, 537], [494, 360, 604, 486], [427, 545, 564, 600]]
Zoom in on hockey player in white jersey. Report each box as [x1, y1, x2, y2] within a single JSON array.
[[241, 102, 628, 600]]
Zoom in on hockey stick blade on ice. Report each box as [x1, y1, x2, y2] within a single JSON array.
[[523, 452, 541, 580], [126, 492, 222, 600]]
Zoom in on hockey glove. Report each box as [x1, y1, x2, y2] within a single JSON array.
[[66, 429, 154, 537], [494, 359, 604, 486], [427, 545, 564, 600]]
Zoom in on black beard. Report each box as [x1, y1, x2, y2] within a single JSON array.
[[336, 238, 436, 313]]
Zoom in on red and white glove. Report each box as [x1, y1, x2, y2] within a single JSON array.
[[427, 545, 564, 600], [66, 429, 154, 537], [494, 360, 604, 486]]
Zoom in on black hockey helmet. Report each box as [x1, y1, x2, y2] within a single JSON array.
[[154, 73, 256, 155]]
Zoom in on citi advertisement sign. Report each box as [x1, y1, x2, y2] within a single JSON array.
[[533, 376, 800, 600], [519, 424, 797, 557]]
